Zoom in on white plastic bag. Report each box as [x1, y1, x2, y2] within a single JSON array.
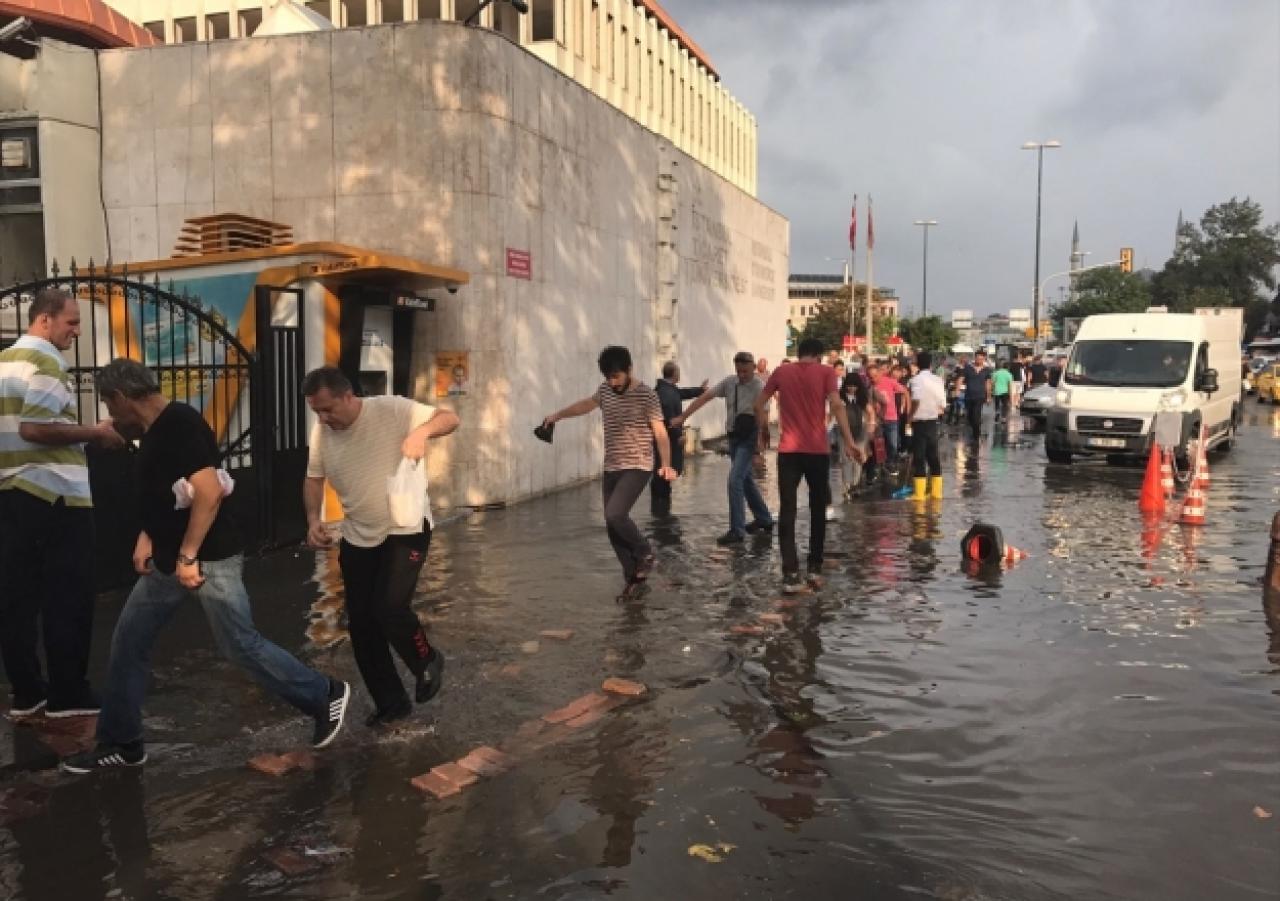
[[171, 469, 236, 511], [387, 457, 427, 528]]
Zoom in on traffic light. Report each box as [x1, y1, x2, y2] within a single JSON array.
[[1120, 247, 1133, 274]]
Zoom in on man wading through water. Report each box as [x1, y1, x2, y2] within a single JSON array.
[[540, 346, 677, 600], [303, 367, 458, 728], [756, 338, 861, 593]]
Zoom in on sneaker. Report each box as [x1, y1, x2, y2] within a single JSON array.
[[782, 572, 805, 594], [8, 695, 47, 720], [312, 680, 351, 749], [364, 698, 412, 729], [891, 485, 913, 499], [415, 648, 445, 704], [716, 530, 746, 546], [825, 506, 838, 522], [744, 519, 774, 534], [60, 743, 147, 774], [47, 691, 101, 719], [616, 580, 649, 603]]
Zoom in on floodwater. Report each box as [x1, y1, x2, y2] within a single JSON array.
[[2, 409, 1279, 901]]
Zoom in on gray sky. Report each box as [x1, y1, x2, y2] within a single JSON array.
[[662, 0, 1280, 318]]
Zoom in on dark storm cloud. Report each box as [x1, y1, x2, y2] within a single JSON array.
[[662, 0, 1280, 316]]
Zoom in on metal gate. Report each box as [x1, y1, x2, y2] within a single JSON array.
[[0, 261, 292, 587]]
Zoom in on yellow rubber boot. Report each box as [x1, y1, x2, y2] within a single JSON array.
[[929, 476, 943, 499], [912, 477, 928, 500]]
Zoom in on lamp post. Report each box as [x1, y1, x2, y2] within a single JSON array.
[[913, 219, 937, 318], [823, 255, 854, 351], [1022, 140, 1061, 350]]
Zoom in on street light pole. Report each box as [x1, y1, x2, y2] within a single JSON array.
[[1022, 140, 1061, 349], [913, 219, 937, 317]]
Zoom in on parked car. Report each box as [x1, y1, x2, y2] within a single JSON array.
[[1019, 382, 1055, 427], [1256, 361, 1280, 403]]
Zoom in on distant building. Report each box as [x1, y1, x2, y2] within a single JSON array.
[[788, 273, 897, 332], [1008, 308, 1031, 333], [951, 308, 974, 330]]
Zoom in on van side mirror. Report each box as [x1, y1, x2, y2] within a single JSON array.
[[1198, 368, 1219, 394]]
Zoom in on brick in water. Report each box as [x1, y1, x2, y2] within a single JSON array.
[[247, 754, 293, 777], [539, 629, 575, 641], [758, 612, 788, 626], [279, 749, 318, 771], [457, 746, 513, 777], [263, 847, 318, 876], [0, 787, 47, 826], [601, 677, 648, 697], [565, 706, 608, 729], [543, 692, 611, 725], [729, 624, 766, 637], [411, 771, 461, 799], [432, 761, 479, 789]]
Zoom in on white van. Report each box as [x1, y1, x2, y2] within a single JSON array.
[[1044, 307, 1243, 465]]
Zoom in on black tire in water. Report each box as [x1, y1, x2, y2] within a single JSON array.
[[1046, 448, 1073, 464]]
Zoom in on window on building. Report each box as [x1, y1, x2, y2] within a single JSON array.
[[531, 0, 555, 40], [173, 16, 197, 42], [143, 20, 165, 41], [494, 1, 520, 39], [346, 0, 368, 26], [381, 0, 404, 21], [239, 7, 262, 35], [418, 0, 441, 17], [590, 1, 599, 70], [205, 12, 230, 38], [456, 0, 482, 23], [607, 15, 615, 80], [308, 1, 333, 23]]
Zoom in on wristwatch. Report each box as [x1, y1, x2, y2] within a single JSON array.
[[176, 553, 199, 566]]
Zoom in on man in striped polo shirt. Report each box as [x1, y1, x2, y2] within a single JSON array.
[[0, 288, 124, 719], [541, 345, 676, 600]]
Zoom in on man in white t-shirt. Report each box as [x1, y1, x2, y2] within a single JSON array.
[[302, 367, 459, 728], [907, 350, 948, 500]]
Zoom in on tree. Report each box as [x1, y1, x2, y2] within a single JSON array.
[[897, 315, 958, 352], [1052, 267, 1152, 324], [1150, 197, 1280, 335], [798, 284, 895, 352]]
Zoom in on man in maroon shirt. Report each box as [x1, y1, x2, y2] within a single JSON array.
[[756, 338, 862, 593]]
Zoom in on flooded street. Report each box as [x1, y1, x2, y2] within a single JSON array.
[[3, 410, 1279, 901]]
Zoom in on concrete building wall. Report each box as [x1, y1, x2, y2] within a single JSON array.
[[93, 21, 788, 507], [100, 0, 758, 195]]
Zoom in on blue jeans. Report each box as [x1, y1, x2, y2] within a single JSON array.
[[728, 440, 772, 535], [97, 555, 329, 747], [882, 422, 900, 460]]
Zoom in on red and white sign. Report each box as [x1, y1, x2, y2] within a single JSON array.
[[505, 248, 532, 280], [842, 334, 854, 352]]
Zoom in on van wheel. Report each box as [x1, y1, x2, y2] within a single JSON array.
[[1218, 420, 1236, 453], [1046, 448, 1073, 464]]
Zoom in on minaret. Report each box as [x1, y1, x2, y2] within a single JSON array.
[[1174, 209, 1185, 255], [1069, 220, 1081, 302]]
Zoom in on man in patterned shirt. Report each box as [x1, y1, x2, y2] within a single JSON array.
[[541, 346, 676, 600], [0, 288, 124, 719]]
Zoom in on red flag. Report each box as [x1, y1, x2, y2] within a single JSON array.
[[848, 195, 857, 251], [867, 196, 875, 250]]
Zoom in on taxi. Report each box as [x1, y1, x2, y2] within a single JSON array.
[[1255, 361, 1280, 403]]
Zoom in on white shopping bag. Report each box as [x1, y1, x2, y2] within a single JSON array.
[[387, 457, 427, 528]]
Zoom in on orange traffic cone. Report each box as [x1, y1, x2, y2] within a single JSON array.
[[1178, 482, 1206, 526], [1003, 544, 1029, 564], [1159, 448, 1175, 498], [1194, 426, 1210, 489], [1139, 443, 1165, 513]]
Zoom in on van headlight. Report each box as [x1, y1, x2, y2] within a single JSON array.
[[1160, 389, 1187, 410], [1055, 388, 1071, 408]]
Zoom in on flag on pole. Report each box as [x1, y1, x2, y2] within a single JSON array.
[[848, 195, 857, 251], [867, 196, 875, 250]]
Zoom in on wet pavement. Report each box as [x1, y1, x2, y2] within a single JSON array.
[[2, 408, 1279, 901]]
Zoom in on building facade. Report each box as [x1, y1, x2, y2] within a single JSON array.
[[1, 12, 787, 510], [787, 273, 897, 333], [96, 0, 756, 194]]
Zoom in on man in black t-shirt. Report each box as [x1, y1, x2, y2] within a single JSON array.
[[62, 360, 350, 774], [1027, 355, 1049, 387], [962, 351, 994, 443]]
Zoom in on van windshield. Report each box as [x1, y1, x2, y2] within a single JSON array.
[[1064, 340, 1193, 388]]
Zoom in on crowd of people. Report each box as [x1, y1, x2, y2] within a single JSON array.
[[1, 292, 1064, 774]]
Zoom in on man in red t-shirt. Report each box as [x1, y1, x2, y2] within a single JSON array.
[[757, 338, 862, 593]]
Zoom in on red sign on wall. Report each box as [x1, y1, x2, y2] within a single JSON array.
[[505, 248, 532, 280]]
